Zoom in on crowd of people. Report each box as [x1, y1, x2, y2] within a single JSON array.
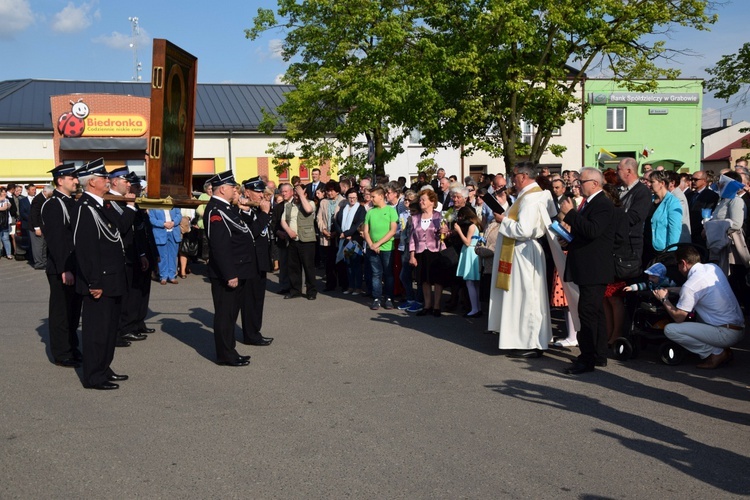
[[4, 156, 749, 387], [260, 160, 748, 373]]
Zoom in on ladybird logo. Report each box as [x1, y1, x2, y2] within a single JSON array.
[[57, 99, 89, 138]]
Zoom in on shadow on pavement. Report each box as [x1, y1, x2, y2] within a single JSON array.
[[487, 378, 750, 495], [160, 308, 215, 362]]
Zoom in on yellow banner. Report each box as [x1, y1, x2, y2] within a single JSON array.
[[82, 114, 148, 137]]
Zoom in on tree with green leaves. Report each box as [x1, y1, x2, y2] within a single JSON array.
[[706, 42, 750, 157], [246, 0, 430, 178], [415, 0, 717, 173], [249, 0, 717, 177], [706, 42, 750, 105]]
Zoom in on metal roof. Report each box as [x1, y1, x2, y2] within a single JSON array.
[[0, 79, 292, 132]]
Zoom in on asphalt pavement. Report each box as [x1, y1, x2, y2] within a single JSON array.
[[1, 258, 749, 499]]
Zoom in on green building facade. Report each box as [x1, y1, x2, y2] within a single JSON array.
[[584, 79, 702, 173]]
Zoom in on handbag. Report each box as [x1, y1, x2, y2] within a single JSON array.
[[180, 233, 199, 257], [614, 252, 641, 280]]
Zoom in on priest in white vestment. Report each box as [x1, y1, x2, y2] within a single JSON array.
[[487, 163, 558, 357]]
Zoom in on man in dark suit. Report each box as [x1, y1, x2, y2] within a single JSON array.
[[41, 164, 83, 368], [436, 176, 452, 207], [617, 158, 653, 264], [551, 178, 566, 213], [560, 167, 615, 375], [73, 159, 128, 390], [430, 167, 446, 192], [29, 185, 52, 269], [18, 184, 34, 262], [203, 170, 254, 366], [687, 170, 719, 246], [126, 172, 159, 338], [238, 176, 274, 347], [104, 167, 144, 346], [304, 167, 323, 200]]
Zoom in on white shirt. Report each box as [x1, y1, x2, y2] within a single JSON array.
[[676, 263, 744, 326]]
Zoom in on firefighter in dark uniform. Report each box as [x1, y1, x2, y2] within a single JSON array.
[[105, 166, 146, 345], [126, 172, 158, 336], [73, 159, 128, 390], [41, 163, 83, 368], [239, 176, 274, 346], [203, 171, 253, 366]]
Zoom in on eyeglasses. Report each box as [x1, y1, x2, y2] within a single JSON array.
[[690, 177, 702, 182], [579, 179, 596, 184]]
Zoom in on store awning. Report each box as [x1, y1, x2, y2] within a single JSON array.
[[59, 138, 148, 151]]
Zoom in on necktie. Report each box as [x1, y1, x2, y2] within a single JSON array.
[[578, 199, 587, 212]]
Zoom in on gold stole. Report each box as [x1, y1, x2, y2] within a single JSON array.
[[495, 186, 542, 290]]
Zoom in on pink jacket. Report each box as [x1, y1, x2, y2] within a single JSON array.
[[409, 212, 443, 254]]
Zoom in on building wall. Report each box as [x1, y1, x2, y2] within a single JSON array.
[[702, 120, 750, 159], [0, 132, 55, 181], [378, 83, 584, 181], [0, 81, 588, 185], [584, 79, 703, 173]]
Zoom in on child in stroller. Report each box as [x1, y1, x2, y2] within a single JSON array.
[[623, 262, 676, 293], [613, 250, 695, 365]]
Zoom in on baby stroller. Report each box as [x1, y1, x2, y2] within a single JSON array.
[[612, 243, 704, 365]]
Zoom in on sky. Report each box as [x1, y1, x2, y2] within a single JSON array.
[[1, 0, 748, 128]]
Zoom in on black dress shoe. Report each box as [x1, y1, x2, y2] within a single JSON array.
[[595, 359, 608, 367], [284, 293, 302, 299], [307, 292, 317, 300], [276, 288, 291, 295], [565, 361, 595, 375], [506, 349, 543, 359], [246, 336, 273, 346], [217, 358, 250, 367], [54, 358, 81, 368], [115, 339, 132, 348], [89, 382, 119, 390], [138, 327, 156, 334], [238, 355, 251, 362], [122, 332, 147, 342], [108, 373, 129, 381]]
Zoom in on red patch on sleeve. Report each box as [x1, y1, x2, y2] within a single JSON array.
[[210, 215, 222, 223]]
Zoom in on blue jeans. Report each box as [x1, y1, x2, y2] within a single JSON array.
[[0, 228, 10, 256], [364, 252, 372, 293], [346, 253, 363, 290], [369, 250, 393, 301]]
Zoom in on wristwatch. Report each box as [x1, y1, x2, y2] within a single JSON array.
[[660, 297, 668, 303]]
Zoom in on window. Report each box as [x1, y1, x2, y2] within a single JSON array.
[[607, 108, 626, 131], [409, 129, 423, 145], [551, 127, 561, 136], [520, 121, 534, 144]]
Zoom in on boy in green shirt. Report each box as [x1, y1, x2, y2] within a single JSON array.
[[364, 187, 398, 310]]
